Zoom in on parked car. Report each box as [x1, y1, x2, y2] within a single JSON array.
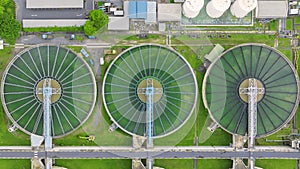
[[42, 32, 54, 40], [100, 57, 104, 65], [87, 36, 96, 39], [65, 34, 76, 40]]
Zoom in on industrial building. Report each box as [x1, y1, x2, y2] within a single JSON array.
[[108, 17, 130, 30], [256, 0, 288, 18], [157, 4, 182, 22], [26, 0, 84, 9]]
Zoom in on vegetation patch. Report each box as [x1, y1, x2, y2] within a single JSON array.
[[0, 0, 21, 44], [23, 26, 84, 33], [0, 159, 30, 169], [55, 159, 131, 169], [84, 10, 108, 36], [256, 159, 296, 169]]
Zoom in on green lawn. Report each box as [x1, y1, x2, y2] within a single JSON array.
[[267, 20, 278, 31], [209, 34, 276, 48], [198, 159, 232, 169], [0, 159, 30, 169], [286, 18, 293, 30], [256, 159, 297, 169], [66, 46, 83, 53], [0, 47, 14, 72], [295, 16, 300, 22], [155, 159, 232, 169], [256, 125, 292, 146], [23, 26, 84, 33], [55, 159, 131, 169], [155, 159, 194, 169]]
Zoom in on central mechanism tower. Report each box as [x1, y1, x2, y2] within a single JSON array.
[[137, 78, 163, 148]]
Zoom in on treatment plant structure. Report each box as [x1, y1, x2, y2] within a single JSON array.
[[0, 42, 299, 169], [103, 44, 198, 147], [1, 45, 97, 149]]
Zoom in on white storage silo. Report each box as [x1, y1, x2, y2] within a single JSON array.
[[230, 0, 257, 18], [182, 0, 204, 18], [206, 0, 231, 18]]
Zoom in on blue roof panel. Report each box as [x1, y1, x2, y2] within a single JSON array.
[[137, 1, 147, 19], [129, 1, 137, 18]]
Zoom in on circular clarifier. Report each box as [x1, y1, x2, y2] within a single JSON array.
[[203, 44, 299, 137], [103, 44, 198, 138], [1, 45, 97, 138]]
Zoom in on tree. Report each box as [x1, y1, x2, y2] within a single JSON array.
[[84, 10, 108, 36], [0, 13, 21, 44], [0, 0, 9, 14], [84, 20, 97, 36]]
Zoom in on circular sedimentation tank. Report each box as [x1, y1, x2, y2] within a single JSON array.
[[1, 45, 96, 138], [203, 44, 299, 137], [103, 44, 198, 138]]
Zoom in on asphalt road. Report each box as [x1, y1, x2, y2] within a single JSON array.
[[2, 150, 300, 159]]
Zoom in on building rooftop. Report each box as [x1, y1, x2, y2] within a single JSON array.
[[108, 17, 130, 30], [256, 0, 288, 18], [26, 0, 83, 9], [146, 1, 157, 23], [158, 4, 182, 22], [129, 1, 147, 19]]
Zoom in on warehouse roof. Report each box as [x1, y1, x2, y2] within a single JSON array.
[[146, 1, 156, 23], [158, 4, 181, 22], [129, 1, 147, 19], [256, 0, 288, 18], [26, 0, 83, 9], [108, 17, 130, 30]]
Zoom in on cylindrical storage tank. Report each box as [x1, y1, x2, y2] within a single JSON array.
[[182, 0, 204, 18], [206, 0, 231, 18], [230, 0, 257, 18]]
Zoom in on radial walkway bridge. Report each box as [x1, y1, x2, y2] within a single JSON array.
[[137, 78, 163, 169], [36, 78, 61, 169], [239, 78, 264, 169]]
